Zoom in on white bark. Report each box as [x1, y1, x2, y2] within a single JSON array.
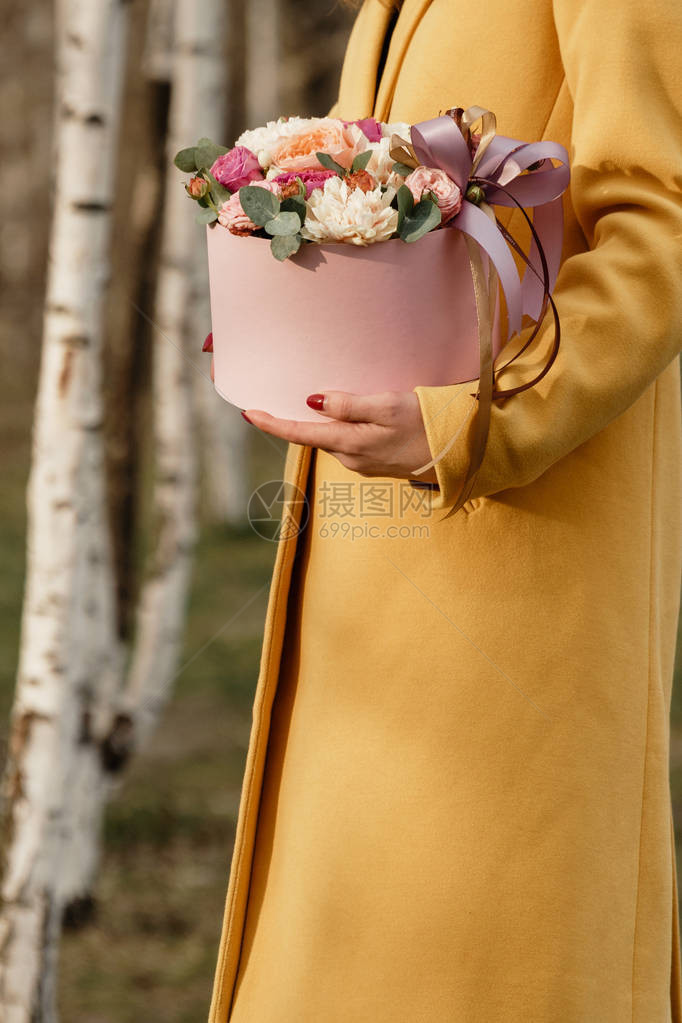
[[116, 0, 203, 745], [187, 0, 251, 525], [0, 1, 128, 1020], [144, 0, 175, 82], [246, 0, 281, 126], [146, 0, 251, 525]]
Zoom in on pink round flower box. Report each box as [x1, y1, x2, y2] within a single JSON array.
[[206, 223, 502, 422]]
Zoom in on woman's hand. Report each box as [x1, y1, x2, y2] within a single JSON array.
[[242, 390, 439, 484], [203, 334, 437, 482]]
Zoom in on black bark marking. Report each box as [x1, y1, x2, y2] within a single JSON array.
[[71, 201, 111, 214], [61, 333, 90, 348], [100, 712, 135, 772]]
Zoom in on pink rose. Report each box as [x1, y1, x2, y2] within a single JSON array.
[[210, 146, 264, 191], [404, 166, 463, 222], [343, 117, 383, 143], [217, 180, 281, 235], [273, 169, 337, 198], [270, 118, 366, 173]]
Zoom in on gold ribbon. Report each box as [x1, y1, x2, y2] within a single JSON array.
[[389, 133, 419, 169], [443, 105, 498, 175]]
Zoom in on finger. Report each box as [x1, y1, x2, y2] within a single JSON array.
[[242, 408, 352, 449], [306, 390, 401, 424]]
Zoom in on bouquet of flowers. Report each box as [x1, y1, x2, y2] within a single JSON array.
[[174, 107, 569, 426], [175, 115, 458, 259]]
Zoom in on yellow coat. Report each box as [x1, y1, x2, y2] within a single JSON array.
[[209, 1, 682, 1019]]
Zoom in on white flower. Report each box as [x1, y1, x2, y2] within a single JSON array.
[[300, 176, 399, 246], [382, 121, 412, 141], [365, 136, 405, 188], [236, 116, 340, 171]]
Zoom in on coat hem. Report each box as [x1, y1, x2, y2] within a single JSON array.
[[207, 444, 313, 1023]]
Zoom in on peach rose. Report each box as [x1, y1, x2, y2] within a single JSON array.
[[270, 118, 367, 173], [404, 166, 463, 223], [217, 180, 281, 235]]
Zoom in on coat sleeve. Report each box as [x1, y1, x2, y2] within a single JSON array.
[[413, 0, 682, 512]]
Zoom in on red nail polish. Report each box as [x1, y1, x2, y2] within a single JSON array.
[[306, 393, 325, 410], [202, 332, 213, 352], [241, 410, 252, 424]]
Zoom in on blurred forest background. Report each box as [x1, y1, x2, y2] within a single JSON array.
[[0, 1, 680, 1021]]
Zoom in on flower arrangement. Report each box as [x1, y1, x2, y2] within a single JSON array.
[[174, 115, 473, 260], [175, 106, 569, 439]]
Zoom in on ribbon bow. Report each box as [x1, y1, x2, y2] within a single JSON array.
[[398, 106, 570, 515]]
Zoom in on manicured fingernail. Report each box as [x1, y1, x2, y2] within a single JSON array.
[[241, 410, 252, 424], [306, 393, 325, 410], [202, 332, 213, 352]]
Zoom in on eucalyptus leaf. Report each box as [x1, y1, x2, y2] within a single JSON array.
[[239, 185, 280, 226], [203, 169, 231, 204], [174, 147, 197, 172], [265, 211, 302, 236], [315, 152, 346, 177], [396, 184, 414, 232], [195, 206, 218, 225], [391, 161, 415, 177], [280, 196, 307, 223], [400, 198, 441, 243], [194, 137, 229, 170], [351, 149, 373, 173], [271, 233, 302, 261]]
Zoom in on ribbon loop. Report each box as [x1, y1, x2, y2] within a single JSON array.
[[406, 107, 570, 515]]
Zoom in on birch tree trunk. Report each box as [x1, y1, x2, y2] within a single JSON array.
[[146, 0, 250, 527], [246, 0, 281, 126], [0, 1, 129, 1019], [113, 0, 201, 746], [187, 0, 251, 526]]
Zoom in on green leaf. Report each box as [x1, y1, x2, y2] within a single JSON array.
[[271, 233, 302, 261], [194, 137, 229, 170], [351, 149, 373, 173], [315, 152, 346, 177], [195, 206, 218, 225], [396, 184, 414, 232], [280, 196, 307, 223], [174, 147, 197, 172], [391, 161, 415, 177], [239, 185, 280, 226], [265, 211, 302, 236], [400, 198, 441, 243], [203, 169, 231, 205]]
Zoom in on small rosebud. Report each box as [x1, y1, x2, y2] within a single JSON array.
[[465, 183, 486, 206], [279, 179, 302, 199], [186, 175, 209, 199], [346, 169, 377, 193], [202, 332, 213, 353]]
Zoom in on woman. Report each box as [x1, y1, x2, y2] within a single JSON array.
[[208, 1, 682, 1019]]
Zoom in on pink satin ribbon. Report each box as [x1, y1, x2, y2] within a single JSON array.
[[408, 111, 570, 516], [411, 114, 569, 331]]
